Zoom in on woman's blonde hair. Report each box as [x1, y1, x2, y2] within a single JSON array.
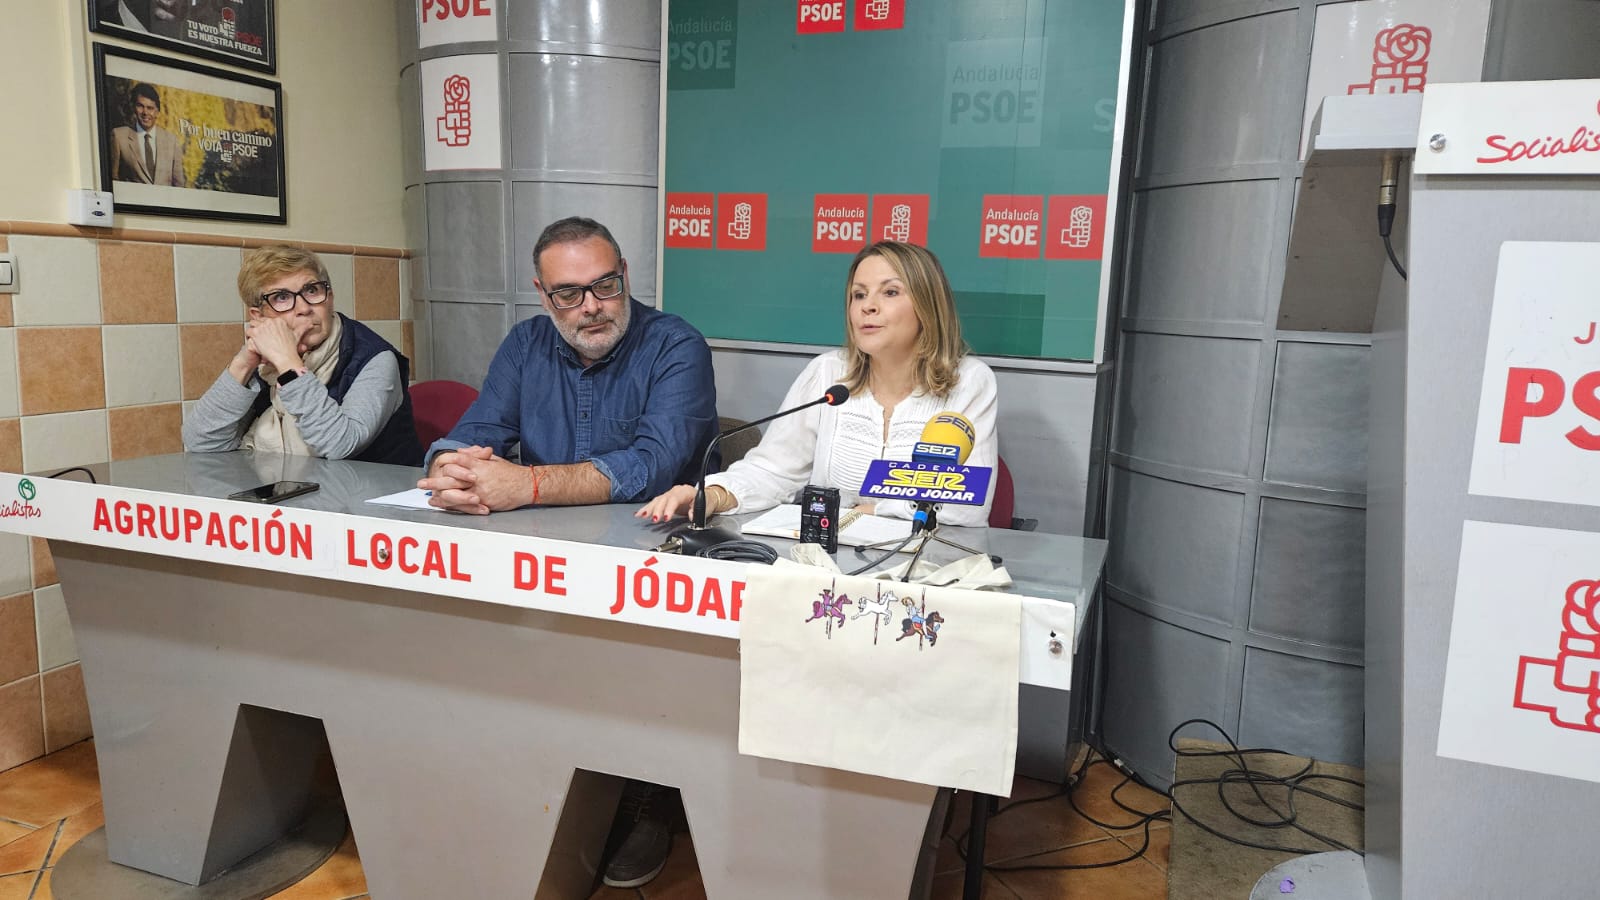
[[237, 245, 330, 309], [840, 241, 967, 397]]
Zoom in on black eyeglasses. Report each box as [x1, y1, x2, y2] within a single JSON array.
[[544, 272, 625, 310], [259, 281, 332, 313]]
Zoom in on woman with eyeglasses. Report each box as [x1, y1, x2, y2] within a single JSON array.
[[637, 240, 998, 527], [182, 244, 421, 465]]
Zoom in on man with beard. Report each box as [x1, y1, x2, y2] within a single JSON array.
[[416, 216, 717, 889], [419, 216, 718, 513]]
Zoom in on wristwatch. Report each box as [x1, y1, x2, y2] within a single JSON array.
[[276, 368, 307, 387]]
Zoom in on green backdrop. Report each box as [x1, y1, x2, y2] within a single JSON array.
[[661, 0, 1127, 361]]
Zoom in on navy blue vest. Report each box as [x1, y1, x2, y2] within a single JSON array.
[[246, 314, 421, 466]]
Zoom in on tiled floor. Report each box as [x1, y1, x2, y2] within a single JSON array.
[[0, 741, 1171, 900]]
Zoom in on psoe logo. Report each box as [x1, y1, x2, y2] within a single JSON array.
[[437, 75, 472, 147], [0, 479, 42, 520]]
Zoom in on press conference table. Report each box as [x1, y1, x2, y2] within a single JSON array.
[[0, 452, 1105, 900]]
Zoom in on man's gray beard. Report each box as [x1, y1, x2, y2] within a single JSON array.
[[557, 299, 631, 361]]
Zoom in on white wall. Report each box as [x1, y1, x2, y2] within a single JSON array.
[[0, 0, 405, 247]]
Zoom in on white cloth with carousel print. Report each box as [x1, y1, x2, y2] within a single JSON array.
[[737, 564, 1022, 795]]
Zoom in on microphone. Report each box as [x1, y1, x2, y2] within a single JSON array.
[[909, 411, 976, 534], [673, 383, 851, 556]]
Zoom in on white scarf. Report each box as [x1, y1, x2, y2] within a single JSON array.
[[243, 314, 344, 457]]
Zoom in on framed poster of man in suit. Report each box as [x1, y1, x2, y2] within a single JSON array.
[[110, 81, 186, 187], [94, 45, 286, 223]]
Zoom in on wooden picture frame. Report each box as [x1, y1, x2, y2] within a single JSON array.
[[94, 44, 287, 224]]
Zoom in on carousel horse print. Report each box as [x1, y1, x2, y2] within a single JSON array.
[[852, 589, 898, 625], [804, 588, 852, 627], [897, 610, 946, 646]]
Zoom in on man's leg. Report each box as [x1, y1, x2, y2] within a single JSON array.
[[602, 780, 674, 888]]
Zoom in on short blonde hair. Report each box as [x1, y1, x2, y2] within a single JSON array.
[[237, 245, 330, 309], [841, 241, 968, 397]]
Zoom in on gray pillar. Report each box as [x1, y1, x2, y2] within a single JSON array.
[[400, 1, 663, 388], [1101, 1, 1369, 787]]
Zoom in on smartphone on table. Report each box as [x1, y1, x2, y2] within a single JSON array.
[[227, 481, 320, 504]]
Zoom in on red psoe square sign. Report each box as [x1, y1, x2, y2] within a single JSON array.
[[978, 195, 1044, 259], [716, 193, 768, 251], [855, 0, 905, 30], [813, 194, 869, 253], [664, 193, 715, 249], [1045, 195, 1108, 260], [870, 194, 929, 246], [797, 0, 846, 33]]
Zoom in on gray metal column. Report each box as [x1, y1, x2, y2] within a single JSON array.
[[1101, 1, 1369, 786], [399, 1, 663, 388]]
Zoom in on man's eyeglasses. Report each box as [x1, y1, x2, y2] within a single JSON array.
[[258, 281, 332, 313], [544, 273, 625, 310]]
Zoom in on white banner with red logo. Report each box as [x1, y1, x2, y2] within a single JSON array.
[[1440, 520, 1600, 783], [421, 54, 502, 171], [1300, 0, 1490, 158], [1416, 79, 1600, 175], [1469, 243, 1600, 505], [0, 472, 745, 638]]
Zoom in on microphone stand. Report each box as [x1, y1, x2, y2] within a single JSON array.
[[857, 505, 1000, 578], [671, 387, 848, 557]]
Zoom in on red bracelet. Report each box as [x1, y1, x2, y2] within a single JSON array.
[[529, 465, 544, 506]]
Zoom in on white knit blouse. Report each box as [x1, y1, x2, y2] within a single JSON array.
[[706, 351, 999, 526]]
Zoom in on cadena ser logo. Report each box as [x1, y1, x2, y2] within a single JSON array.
[[1, 478, 42, 520], [932, 413, 975, 442], [914, 442, 961, 461], [884, 469, 968, 491]]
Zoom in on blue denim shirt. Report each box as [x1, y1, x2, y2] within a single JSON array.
[[427, 299, 719, 503]]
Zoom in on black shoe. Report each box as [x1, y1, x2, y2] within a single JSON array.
[[602, 783, 673, 889]]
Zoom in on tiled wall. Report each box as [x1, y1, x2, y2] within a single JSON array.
[[0, 222, 417, 772]]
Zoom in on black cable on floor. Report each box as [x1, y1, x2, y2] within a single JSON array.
[[1165, 717, 1365, 856], [943, 747, 1171, 873]]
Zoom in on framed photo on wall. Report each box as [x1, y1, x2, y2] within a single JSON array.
[[89, 0, 277, 74], [94, 45, 287, 224]]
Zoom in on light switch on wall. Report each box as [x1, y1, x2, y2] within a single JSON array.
[[0, 252, 17, 294]]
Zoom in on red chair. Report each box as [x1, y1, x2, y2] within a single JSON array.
[[989, 456, 1016, 529], [410, 380, 479, 451]]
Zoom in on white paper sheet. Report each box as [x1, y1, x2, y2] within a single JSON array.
[[365, 488, 439, 510], [738, 565, 1021, 795]]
